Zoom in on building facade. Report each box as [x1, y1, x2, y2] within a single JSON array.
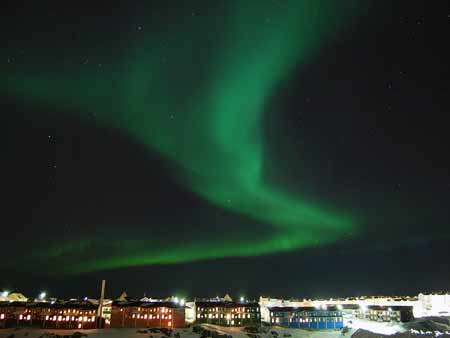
[[269, 306, 343, 330], [0, 300, 98, 329], [195, 301, 261, 326], [416, 293, 450, 317], [366, 305, 413, 323], [110, 301, 186, 328]]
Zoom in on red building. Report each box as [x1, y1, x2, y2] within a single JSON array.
[[0, 300, 98, 329], [0, 301, 27, 328], [110, 301, 186, 328]]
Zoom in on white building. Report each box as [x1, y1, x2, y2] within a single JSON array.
[[0, 292, 28, 302], [415, 293, 450, 317]]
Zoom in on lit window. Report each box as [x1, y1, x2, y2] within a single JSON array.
[[168, 321, 172, 326]]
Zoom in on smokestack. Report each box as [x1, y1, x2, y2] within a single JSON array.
[[97, 280, 106, 328]]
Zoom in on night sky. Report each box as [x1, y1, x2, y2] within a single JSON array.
[[1, 1, 450, 300]]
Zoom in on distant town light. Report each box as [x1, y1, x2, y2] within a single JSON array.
[[240, 297, 245, 302], [39, 292, 46, 300], [174, 297, 179, 304], [83, 297, 88, 301], [1, 291, 8, 298]]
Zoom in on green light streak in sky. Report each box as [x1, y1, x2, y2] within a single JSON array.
[[3, 0, 364, 273]]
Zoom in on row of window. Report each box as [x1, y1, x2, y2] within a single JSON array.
[[1, 314, 96, 323], [197, 307, 259, 313], [131, 314, 172, 320], [270, 312, 341, 317], [119, 307, 172, 313], [1, 308, 95, 315], [271, 317, 342, 323], [197, 313, 259, 319]]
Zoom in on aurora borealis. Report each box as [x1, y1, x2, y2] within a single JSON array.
[[2, 1, 362, 272], [2, 0, 450, 297]]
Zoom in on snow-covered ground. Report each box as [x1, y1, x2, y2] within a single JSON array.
[[346, 318, 407, 335], [2, 320, 444, 338], [203, 324, 349, 338], [0, 326, 349, 338], [0, 328, 194, 338]]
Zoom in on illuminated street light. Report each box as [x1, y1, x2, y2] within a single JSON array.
[[173, 297, 179, 304], [240, 297, 244, 302], [180, 299, 185, 306], [1, 291, 8, 298], [39, 292, 46, 300]]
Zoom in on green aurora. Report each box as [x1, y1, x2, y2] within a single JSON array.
[[2, 1, 366, 273]]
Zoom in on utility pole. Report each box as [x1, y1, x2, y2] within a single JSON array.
[[97, 280, 106, 329]]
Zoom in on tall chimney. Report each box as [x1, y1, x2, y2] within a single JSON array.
[[97, 279, 106, 328]]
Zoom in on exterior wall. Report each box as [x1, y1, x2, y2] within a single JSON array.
[[195, 303, 261, 326], [365, 307, 413, 323], [110, 305, 185, 328], [0, 303, 97, 329], [259, 297, 289, 323], [416, 293, 450, 317], [269, 309, 343, 330], [185, 302, 196, 323], [367, 309, 392, 322]]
